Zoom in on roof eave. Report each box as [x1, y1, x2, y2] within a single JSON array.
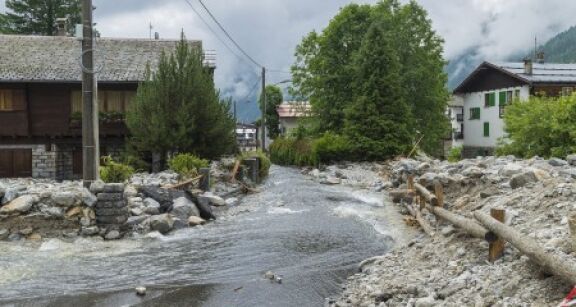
[[453, 61, 532, 94]]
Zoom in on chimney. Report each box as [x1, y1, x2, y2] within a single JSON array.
[[55, 17, 68, 36], [536, 51, 545, 64], [524, 58, 533, 75], [154, 32, 160, 40]]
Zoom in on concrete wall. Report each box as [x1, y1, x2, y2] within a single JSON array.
[[460, 85, 530, 149], [279, 118, 299, 136]]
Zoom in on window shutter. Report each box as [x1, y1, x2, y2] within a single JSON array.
[[484, 122, 490, 137], [499, 91, 507, 106], [490, 93, 496, 106]]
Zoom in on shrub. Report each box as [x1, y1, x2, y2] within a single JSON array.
[[240, 150, 271, 178], [497, 94, 576, 158], [447, 145, 463, 162], [100, 156, 135, 183], [168, 153, 209, 178], [269, 137, 317, 167], [313, 132, 354, 163]]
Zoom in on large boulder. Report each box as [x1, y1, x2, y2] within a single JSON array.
[[185, 190, 215, 221], [498, 164, 523, 177], [52, 191, 78, 207], [197, 192, 226, 207], [82, 188, 98, 207], [143, 198, 161, 215], [567, 154, 576, 166], [510, 171, 538, 189], [170, 197, 200, 221], [549, 158, 568, 167], [0, 195, 36, 214], [462, 166, 483, 178], [149, 214, 174, 234], [2, 188, 22, 205]]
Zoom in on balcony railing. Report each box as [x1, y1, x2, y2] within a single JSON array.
[[456, 114, 464, 122], [455, 132, 464, 140]]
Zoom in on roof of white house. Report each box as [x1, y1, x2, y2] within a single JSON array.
[[277, 101, 311, 118], [0, 35, 202, 83], [493, 62, 576, 83]]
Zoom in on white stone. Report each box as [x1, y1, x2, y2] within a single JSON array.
[[0, 195, 36, 214], [82, 188, 97, 207], [52, 191, 77, 207], [188, 216, 206, 226]]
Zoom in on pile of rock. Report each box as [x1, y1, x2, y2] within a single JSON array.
[[304, 162, 390, 190], [333, 154, 576, 306]]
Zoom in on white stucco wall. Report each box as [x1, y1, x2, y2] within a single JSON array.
[[460, 85, 530, 148], [279, 118, 299, 136]]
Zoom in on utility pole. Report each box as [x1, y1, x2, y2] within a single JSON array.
[[261, 66, 266, 151], [82, 0, 99, 188]]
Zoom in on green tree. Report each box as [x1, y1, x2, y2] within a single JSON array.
[[127, 34, 235, 170], [496, 95, 576, 158], [344, 20, 414, 160], [259, 85, 283, 139], [0, 0, 81, 35], [291, 0, 449, 156]]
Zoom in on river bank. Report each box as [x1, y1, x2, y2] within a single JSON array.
[[331, 155, 576, 307]]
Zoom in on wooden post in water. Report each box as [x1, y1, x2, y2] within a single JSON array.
[[199, 168, 211, 191], [488, 208, 506, 263], [434, 182, 444, 207]]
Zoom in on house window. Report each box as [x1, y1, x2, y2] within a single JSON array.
[[514, 89, 520, 99], [483, 122, 490, 137], [469, 107, 480, 120], [0, 89, 25, 111], [484, 92, 496, 107], [71, 90, 136, 113], [562, 87, 574, 97]]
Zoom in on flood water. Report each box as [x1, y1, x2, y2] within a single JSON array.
[[0, 166, 404, 307]]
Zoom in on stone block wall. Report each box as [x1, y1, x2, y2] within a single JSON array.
[[32, 144, 57, 179], [56, 145, 75, 181], [463, 146, 495, 159], [91, 183, 129, 234]]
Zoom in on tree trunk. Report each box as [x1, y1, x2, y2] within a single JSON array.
[[475, 211, 576, 285], [414, 182, 438, 206], [152, 151, 165, 173], [429, 205, 487, 239], [406, 203, 435, 236]]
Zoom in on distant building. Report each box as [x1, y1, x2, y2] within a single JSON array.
[[453, 60, 576, 158], [444, 95, 464, 155], [236, 123, 258, 152], [276, 101, 311, 136]]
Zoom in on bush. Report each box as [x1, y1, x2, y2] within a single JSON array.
[[168, 153, 209, 178], [100, 156, 135, 183], [240, 150, 271, 178], [269, 137, 317, 167], [312, 132, 354, 163], [497, 94, 576, 158], [447, 145, 462, 162]]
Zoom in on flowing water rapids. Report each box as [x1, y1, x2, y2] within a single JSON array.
[[0, 166, 407, 307]]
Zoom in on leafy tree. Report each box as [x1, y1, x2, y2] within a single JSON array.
[[127, 34, 236, 170], [344, 20, 414, 160], [0, 0, 81, 35], [291, 0, 449, 157], [496, 95, 576, 158], [259, 85, 283, 139]]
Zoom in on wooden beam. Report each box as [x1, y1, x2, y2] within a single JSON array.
[[488, 209, 506, 263], [406, 203, 435, 236], [428, 205, 487, 239], [475, 211, 576, 285], [414, 182, 438, 206]]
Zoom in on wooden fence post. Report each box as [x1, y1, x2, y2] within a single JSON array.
[[488, 208, 506, 263], [408, 175, 414, 191], [199, 168, 211, 192], [434, 182, 444, 208]]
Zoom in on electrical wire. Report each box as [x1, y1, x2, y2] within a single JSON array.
[[196, 0, 263, 68], [238, 77, 262, 103]]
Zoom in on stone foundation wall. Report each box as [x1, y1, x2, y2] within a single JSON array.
[[32, 144, 57, 179], [90, 182, 129, 238], [462, 146, 495, 159]]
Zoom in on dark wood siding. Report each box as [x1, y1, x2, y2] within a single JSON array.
[[28, 84, 72, 136], [73, 150, 82, 176], [532, 85, 573, 97], [454, 65, 527, 94], [0, 149, 32, 178], [0, 85, 28, 136]]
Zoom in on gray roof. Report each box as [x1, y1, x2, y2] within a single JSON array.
[[490, 61, 576, 83], [0, 35, 202, 83]]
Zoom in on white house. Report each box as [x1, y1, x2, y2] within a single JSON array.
[[446, 95, 464, 149], [277, 101, 311, 136], [453, 60, 576, 158]]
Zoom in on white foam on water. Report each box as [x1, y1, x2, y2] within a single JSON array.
[[267, 207, 308, 215]]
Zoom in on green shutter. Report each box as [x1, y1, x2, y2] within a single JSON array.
[[489, 93, 496, 106], [499, 91, 507, 106], [483, 122, 490, 137]]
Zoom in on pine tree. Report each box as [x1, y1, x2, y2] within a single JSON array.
[[0, 0, 81, 35], [259, 85, 283, 139], [344, 21, 414, 160], [127, 34, 236, 169]]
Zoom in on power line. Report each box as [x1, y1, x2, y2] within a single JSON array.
[[182, 0, 258, 73], [239, 77, 262, 103], [197, 0, 263, 68]]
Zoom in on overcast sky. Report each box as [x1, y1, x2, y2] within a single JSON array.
[[2, 0, 576, 119]]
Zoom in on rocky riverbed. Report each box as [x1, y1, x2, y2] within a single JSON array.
[[332, 154, 576, 307], [0, 160, 244, 242]]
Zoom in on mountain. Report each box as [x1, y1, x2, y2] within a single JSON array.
[[540, 26, 576, 63]]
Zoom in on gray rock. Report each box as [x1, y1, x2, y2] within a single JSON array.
[[103, 183, 125, 193], [80, 216, 92, 227], [0, 228, 9, 240], [549, 158, 568, 167], [321, 177, 341, 185], [440, 225, 456, 237], [188, 216, 206, 226], [415, 297, 436, 307], [52, 191, 77, 207], [172, 218, 188, 230], [130, 207, 144, 216], [170, 197, 200, 220], [124, 185, 138, 198], [0, 195, 36, 214], [510, 171, 538, 189], [198, 192, 226, 207], [82, 188, 97, 207], [81, 226, 100, 236], [149, 214, 174, 234], [0, 183, 5, 200], [225, 197, 239, 206], [104, 230, 121, 240], [40, 205, 64, 218], [126, 215, 148, 226], [128, 197, 143, 207], [2, 188, 20, 205], [567, 154, 576, 166], [143, 206, 160, 215], [498, 164, 523, 177], [89, 180, 105, 194], [143, 198, 161, 209], [7, 233, 22, 241], [462, 166, 483, 178]]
